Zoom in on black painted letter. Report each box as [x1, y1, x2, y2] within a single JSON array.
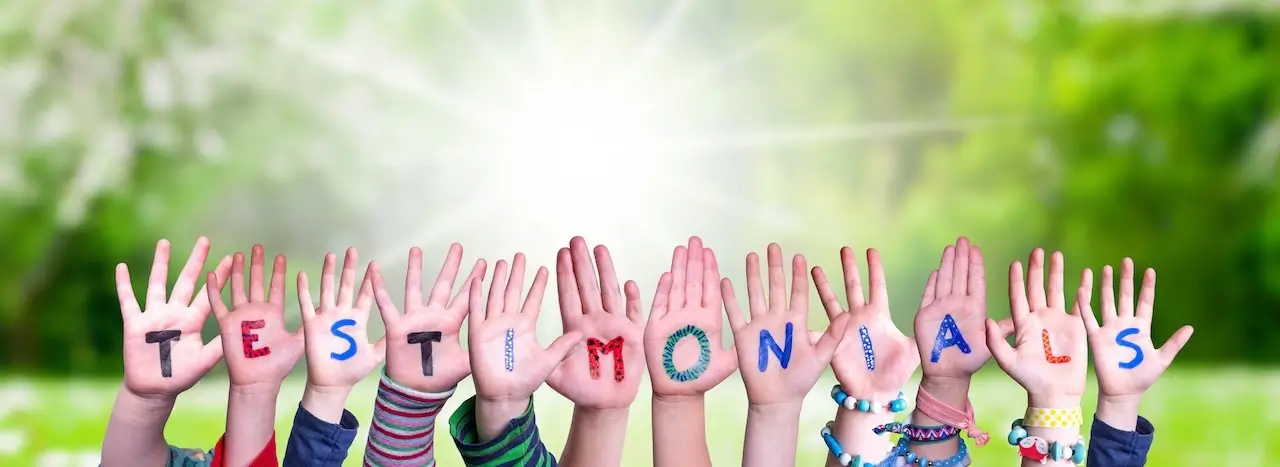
[[407, 331, 443, 376], [145, 330, 182, 377]]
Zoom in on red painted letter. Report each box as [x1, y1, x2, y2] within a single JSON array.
[[1041, 330, 1070, 363], [586, 336, 626, 382], [241, 320, 271, 358]]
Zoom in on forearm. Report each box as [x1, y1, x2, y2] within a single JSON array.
[[449, 395, 557, 467], [824, 407, 894, 467], [1094, 394, 1140, 431], [651, 395, 712, 467], [742, 402, 802, 467], [474, 396, 531, 442], [101, 386, 176, 467], [906, 376, 969, 460], [300, 385, 352, 425], [559, 407, 630, 467], [226, 383, 283, 466]]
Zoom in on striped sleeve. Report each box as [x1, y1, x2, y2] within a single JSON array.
[[448, 395, 557, 467], [361, 371, 455, 467]]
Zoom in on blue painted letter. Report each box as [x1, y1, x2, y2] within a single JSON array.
[[1116, 327, 1144, 369], [859, 325, 876, 371], [330, 318, 357, 361], [662, 325, 712, 381], [929, 314, 972, 363], [758, 322, 795, 371]]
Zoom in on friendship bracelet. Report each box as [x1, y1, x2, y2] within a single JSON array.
[[820, 421, 892, 467], [885, 435, 970, 466], [1023, 407, 1085, 428], [831, 385, 909, 413], [873, 422, 960, 444], [915, 386, 990, 446], [1008, 419, 1086, 465]]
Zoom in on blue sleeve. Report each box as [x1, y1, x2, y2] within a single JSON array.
[[1086, 415, 1154, 467], [282, 403, 360, 467]]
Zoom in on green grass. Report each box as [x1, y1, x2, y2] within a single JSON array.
[[2, 368, 1275, 466]]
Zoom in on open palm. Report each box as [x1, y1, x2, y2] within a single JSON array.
[[374, 244, 482, 393], [813, 247, 918, 402], [725, 244, 848, 405], [913, 238, 1003, 379], [209, 245, 305, 387], [548, 238, 645, 409], [643, 237, 739, 397], [117, 238, 231, 398], [468, 254, 581, 402], [1079, 258, 1193, 398], [987, 249, 1088, 400], [299, 248, 386, 389]]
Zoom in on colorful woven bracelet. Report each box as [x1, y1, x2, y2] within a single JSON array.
[[885, 435, 969, 466], [820, 421, 891, 467], [1008, 419, 1086, 465], [1023, 407, 1085, 428], [831, 385, 909, 413], [873, 422, 960, 444]]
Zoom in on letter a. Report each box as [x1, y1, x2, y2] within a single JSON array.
[[929, 314, 971, 363], [758, 322, 795, 371]]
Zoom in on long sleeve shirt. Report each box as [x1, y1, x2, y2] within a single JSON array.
[[448, 395, 558, 467]]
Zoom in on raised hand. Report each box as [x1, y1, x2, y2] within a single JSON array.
[[723, 244, 849, 405], [1078, 258, 1193, 399], [643, 237, 739, 397], [208, 245, 305, 388], [547, 237, 646, 409], [986, 249, 1088, 406], [373, 245, 483, 393], [913, 237, 1001, 380], [116, 238, 231, 398], [298, 248, 386, 391], [812, 247, 918, 403]]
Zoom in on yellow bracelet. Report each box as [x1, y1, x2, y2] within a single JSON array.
[[1023, 407, 1084, 428]]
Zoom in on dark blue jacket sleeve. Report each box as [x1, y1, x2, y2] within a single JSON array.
[[282, 403, 360, 467], [1086, 415, 1154, 467]]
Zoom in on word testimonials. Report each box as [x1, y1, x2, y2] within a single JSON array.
[[407, 331, 442, 376], [1115, 327, 1144, 370], [504, 328, 515, 372], [859, 325, 876, 371], [587, 337, 626, 382], [145, 330, 181, 377], [662, 325, 712, 382], [757, 322, 794, 372], [330, 319, 358, 361], [929, 314, 972, 363], [1041, 330, 1071, 364], [241, 320, 271, 359]]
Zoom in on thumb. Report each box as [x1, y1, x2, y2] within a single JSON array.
[[546, 331, 584, 365], [1157, 325, 1194, 367], [985, 318, 1016, 369], [703, 346, 740, 385], [373, 336, 387, 363], [813, 314, 851, 365], [197, 336, 225, 377]]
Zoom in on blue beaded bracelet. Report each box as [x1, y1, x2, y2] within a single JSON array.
[[1007, 419, 1086, 465], [831, 385, 908, 413], [820, 421, 891, 467], [885, 436, 969, 467]]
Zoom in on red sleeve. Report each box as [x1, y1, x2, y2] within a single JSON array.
[[210, 432, 279, 467]]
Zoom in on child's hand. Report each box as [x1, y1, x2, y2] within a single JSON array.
[[116, 238, 231, 399], [642, 237, 739, 398], [468, 254, 582, 403], [298, 248, 386, 391], [913, 238, 1001, 381], [724, 244, 848, 406], [547, 237, 646, 410], [373, 244, 483, 393], [1078, 258, 1193, 399], [986, 249, 1088, 407], [208, 245, 305, 389], [813, 247, 918, 402]]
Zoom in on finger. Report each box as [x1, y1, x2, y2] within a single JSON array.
[[996, 317, 1015, 338], [190, 255, 232, 313], [702, 248, 722, 309], [1026, 248, 1047, 310], [373, 336, 388, 363], [505, 254, 528, 315], [1077, 269, 1099, 332], [669, 245, 688, 309], [1157, 325, 1194, 367], [649, 272, 673, 321], [812, 266, 843, 321], [370, 263, 401, 326], [766, 244, 786, 311], [556, 248, 583, 319], [812, 313, 851, 365], [985, 318, 1017, 369], [115, 264, 142, 319], [721, 278, 748, 332], [968, 246, 986, 299], [569, 238, 603, 313], [486, 260, 509, 319], [355, 265, 375, 311], [318, 252, 337, 308], [297, 271, 317, 321], [685, 237, 705, 307], [1136, 267, 1156, 322], [145, 239, 171, 306], [334, 247, 358, 307], [449, 259, 487, 311], [545, 330, 584, 367], [230, 252, 247, 307], [1119, 258, 1136, 318], [426, 244, 463, 307], [935, 245, 955, 299], [169, 237, 211, 307], [249, 244, 266, 302], [950, 237, 970, 297], [867, 248, 889, 308], [919, 270, 939, 308], [595, 243, 625, 314], [205, 271, 231, 319], [522, 266, 550, 320], [467, 275, 485, 324], [704, 347, 740, 385], [268, 254, 287, 306], [624, 280, 644, 324], [1008, 261, 1030, 321], [745, 252, 767, 315], [1101, 265, 1117, 321], [196, 336, 225, 377], [788, 254, 810, 316], [1047, 251, 1066, 310], [839, 247, 864, 308]]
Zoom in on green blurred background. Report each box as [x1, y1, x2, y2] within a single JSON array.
[[2, 0, 1278, 465]]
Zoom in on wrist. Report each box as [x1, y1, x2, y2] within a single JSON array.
[[748, 401, 804, 419], [114, 385, 177, 425], [1095, 394, 1142, 431], [474, 395, 531, 442], [1027, 393, 1083, 409], [918, 375, 971, 407], [301, 384, 352, 424]]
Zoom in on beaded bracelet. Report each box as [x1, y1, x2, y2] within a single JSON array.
[[819, 421, 891, 467], [831, 385, 908, 413], [1007, 419, 1086, 465], [873, 422, 960, 444], [884, 435, 969, 466]]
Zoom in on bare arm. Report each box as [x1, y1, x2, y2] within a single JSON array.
[[101, 388, 175, 467], [560, 407, 630, 466], [742, 402, 802, 467], [652, 395, 712, 467]]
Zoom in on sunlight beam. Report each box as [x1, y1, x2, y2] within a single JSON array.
[[666, 117, 1024, 156], [617, 0, 694, 85], [522, 0, 560, 70], [436, 0, 523, 86]]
